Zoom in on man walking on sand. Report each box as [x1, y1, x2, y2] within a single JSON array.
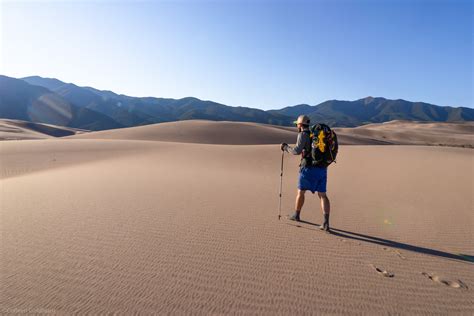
[[280, 115, 331, 232]]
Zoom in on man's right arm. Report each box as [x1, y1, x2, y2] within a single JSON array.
[[284, 133, 305, 155]]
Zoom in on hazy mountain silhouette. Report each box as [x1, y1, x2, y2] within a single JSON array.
[[4, 75, 472, 130], [267, 104, 316, 118], [23, 76, 154, 127], [270, 96, 474, 127], [22, 76, 293, 127], [0, 76, 123, 130], [21, 76, 66, 91]]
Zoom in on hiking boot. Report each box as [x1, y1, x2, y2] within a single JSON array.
[[319, 223, 330, 232], [319, 213, 330, 232], [288, 212, 301, 222]]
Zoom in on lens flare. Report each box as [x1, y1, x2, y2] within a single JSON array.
[[28, 93, 72, 126]]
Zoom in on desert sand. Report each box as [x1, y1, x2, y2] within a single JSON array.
[[336, 120, 474, 147], [66, 120, 298, 145], [1, 120, 473, 314], [0, 119, 87, 141], [67, 119, 474, 147]]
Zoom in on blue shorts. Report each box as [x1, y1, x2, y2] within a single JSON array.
[[298, 167, 327, 193]]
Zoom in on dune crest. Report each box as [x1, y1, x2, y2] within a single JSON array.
[[66, 120, 298, 144], [66, 119, 474, 147], [336, 120, 474, 147], [0, 119, 88, 140]]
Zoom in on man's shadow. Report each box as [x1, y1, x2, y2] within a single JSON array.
[[295, 220, 474, 264]]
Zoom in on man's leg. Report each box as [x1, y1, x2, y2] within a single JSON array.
[[289, 190, 305, 221], [318, 192, 330, 214], [296, 189, 306, 212], [318, 192, 331, 231]]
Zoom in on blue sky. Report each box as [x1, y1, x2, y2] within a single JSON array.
[[1, 0, 472, 109]]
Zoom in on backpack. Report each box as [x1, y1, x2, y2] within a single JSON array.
[[305, 123, 338, 167]]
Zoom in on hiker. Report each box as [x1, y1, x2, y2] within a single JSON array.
[[280, 115, 332, 231]]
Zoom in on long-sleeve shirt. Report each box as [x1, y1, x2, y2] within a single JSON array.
[[285, 128, 311, 155]]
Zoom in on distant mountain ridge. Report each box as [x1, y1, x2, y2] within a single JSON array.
[[0, 75, 471, 131], [21, 76, 293, 128], [0, 76, 123, 131], [270, 96, 473, 127]]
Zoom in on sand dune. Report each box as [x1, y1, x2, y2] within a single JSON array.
[[336, 120, 474, 147], [2, 118, 470, 148], [66, 119, 474, 147], [66, 120, 298, 145], [1, 137, 472, 314], [0, 119, 88, 141]]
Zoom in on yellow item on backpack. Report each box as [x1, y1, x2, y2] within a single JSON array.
[[317, 130, 326, 152]]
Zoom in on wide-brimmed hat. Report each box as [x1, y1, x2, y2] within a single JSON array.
[[294, 115, 310, 126]]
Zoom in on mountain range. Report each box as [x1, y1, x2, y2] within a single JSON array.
[[0, 75, 472, 131]]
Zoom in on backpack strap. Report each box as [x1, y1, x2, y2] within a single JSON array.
[[300, 130, 312, 162]]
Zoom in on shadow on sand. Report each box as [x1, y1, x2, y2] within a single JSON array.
[[291, 220, 474, 265]]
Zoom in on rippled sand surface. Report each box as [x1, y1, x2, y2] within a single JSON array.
[[1, 125, 473, 314]]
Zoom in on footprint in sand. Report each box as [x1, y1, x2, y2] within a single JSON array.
[[421, 272, 468, 290], [338, 238, 361, 245], [370, 264, 394, 278], [382, 247, 406, 260]]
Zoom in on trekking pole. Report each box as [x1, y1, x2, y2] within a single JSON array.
[[278, 151, 284, 220]]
